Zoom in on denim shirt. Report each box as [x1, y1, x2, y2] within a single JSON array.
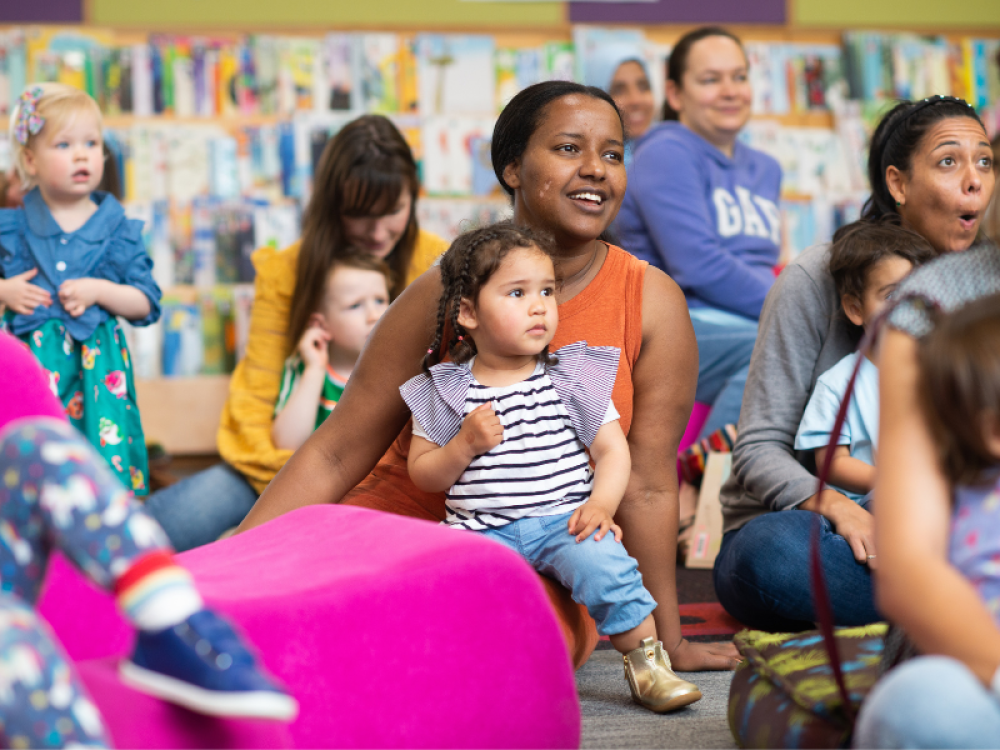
[[0, 188, 161, 341]]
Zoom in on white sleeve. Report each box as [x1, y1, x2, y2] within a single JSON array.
[[411, 415, 431, 441], [602, 400, 620, 426]]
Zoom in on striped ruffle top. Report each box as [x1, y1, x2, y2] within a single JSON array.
[[401, 341, 621, 531]]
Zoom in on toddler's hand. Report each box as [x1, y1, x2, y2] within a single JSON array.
[[459, 402, 503, 457], [58, 278, 102, 318], [568, 502, 622, 543], [0, 268, 52, 315], [298, 325, 330, 371]]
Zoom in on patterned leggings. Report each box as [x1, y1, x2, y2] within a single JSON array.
[[0, 417, 172, 748]]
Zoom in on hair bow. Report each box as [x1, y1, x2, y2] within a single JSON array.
[[14, 86, 45, 146]]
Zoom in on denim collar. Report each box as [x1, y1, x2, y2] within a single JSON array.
[[23, 188, 123, 241]]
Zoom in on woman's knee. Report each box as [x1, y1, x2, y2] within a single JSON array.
[[855, 656, 1000, 749]]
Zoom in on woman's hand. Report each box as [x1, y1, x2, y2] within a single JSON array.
[[297, 324, 330, 372], [669, 638, 743, 672], [567, 502, 622, 543], [458, 403, 503, 457], [802, 489, 876, 567], [0, 268, 51, 314]]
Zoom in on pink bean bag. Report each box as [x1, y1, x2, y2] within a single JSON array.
[[38, 504, 581, 748]]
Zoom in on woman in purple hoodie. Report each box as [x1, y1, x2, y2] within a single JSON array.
[[616, 27, 781, 442]]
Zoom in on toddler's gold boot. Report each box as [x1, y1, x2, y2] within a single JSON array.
[[623, 637, 702, 713]]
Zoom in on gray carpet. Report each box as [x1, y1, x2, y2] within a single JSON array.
[[577, 649, 737, 749]]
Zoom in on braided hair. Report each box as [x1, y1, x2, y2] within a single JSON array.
[[423, 222, 558, 374]]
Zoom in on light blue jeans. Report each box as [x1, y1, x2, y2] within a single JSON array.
[[855, 656, 1000, 748], [481, 510, 656, 636], [689, 308, 759, 440], [144, 463, 258, 552]]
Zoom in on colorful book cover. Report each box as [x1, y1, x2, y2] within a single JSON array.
[[161, 298, 203, 377], [132, 43, 153, 116], [495, 48, 519, 111], [1, 30, 27, 118], [416, 34, 495, 116], [172, 38, 196, 117], [421, 115, 495, 195], [217, 43, 240, 116], [357, 33, 400, 113], [323, 33, 354, 111], [251, 35, 279, 115], [572, 26, 645, 88], [209, 136, 240, 199], [289, 37, 320, 111], [199, 289, 228, 375], [543, 41, 574, 82], [237, 41, 258, 115], [167, 127, 212, 202], [398, 37, 419, 114], [170, 201, 195, 285], [191, 196, 217, 288]]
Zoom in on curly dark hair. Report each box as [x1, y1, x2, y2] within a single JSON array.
[[423, 222, 559, 374]]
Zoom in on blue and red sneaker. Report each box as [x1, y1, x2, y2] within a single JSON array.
[[119, 609, 298, 720]]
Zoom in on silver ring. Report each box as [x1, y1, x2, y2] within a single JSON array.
[[867, 555, 876, 560]]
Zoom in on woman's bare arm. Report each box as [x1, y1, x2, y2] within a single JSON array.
[[877, 329, 1000, 684], [617, 266, 739, 671], [237, 269, 443, 532]]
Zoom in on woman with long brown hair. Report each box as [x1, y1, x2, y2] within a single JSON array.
[[145, 115, 447, 551]]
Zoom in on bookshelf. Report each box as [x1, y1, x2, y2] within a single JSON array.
[[2, 22, 998, 456]]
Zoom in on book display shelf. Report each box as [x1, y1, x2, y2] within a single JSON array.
[[1, 21, 997, 453]]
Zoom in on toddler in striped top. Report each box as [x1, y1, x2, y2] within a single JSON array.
[[400, 224, 701, 713]]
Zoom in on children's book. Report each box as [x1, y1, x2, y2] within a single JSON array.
[[323, 33, 354, 111], [421, 116, 496, 196], [356, 33, 400, 113], [572, 26, 645, 89], [415, 34, 495, 116], [209, 136, 240, 199], [543, 41, 574, 82]]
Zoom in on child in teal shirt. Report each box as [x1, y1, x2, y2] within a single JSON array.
[[272, 255, 391, 450]]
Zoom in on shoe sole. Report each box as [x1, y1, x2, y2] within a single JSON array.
[[633, 688, 703, 714], [119, 661, 298, 721], [653, 688, 703, 713]]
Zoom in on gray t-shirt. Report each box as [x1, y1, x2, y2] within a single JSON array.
[[720, 243, 859, 533]]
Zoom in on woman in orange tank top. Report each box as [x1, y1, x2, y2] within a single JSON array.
[[238, 82, 740, 673]]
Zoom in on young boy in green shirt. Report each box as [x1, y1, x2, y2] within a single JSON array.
[[271, 255, 392, 450]]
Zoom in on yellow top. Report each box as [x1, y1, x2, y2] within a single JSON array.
[[217, 229, 449, 493]]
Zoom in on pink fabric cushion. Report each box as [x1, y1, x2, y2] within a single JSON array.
[[39, 504, 581, 748], [0, 331, 65, 430]]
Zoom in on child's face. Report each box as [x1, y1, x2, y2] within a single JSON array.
[[313, 267, 390, 358], [458, 246, 558, 359], [843, 256, 915, 330], [23, 112, 104, 201]]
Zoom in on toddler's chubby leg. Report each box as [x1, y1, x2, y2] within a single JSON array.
[[0, 592, 110, 749], [533, 512, 701, 712]]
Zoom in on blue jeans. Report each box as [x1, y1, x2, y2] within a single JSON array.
[[144, 463, 258, 552], [481, 511, 656, 636], [689, 310, 758, 440], [855, 657, 1000, 748], [713, 503, 879, 631]]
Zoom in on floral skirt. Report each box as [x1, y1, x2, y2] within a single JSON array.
[[10, 317, 149, 496]]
